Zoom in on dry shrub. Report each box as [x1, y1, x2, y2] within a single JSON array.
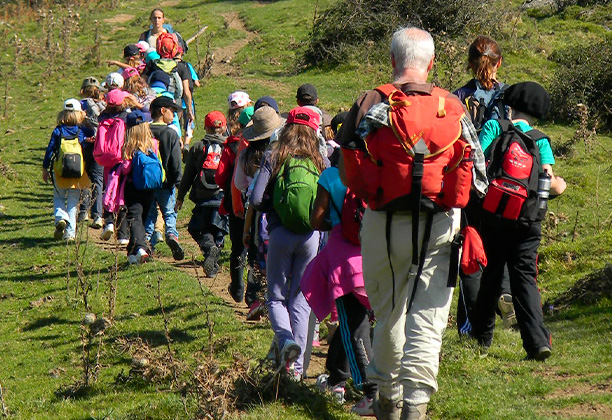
[[302, 0, 487, 67], [115, 337, 186, 384], [553, 263, 612, 308]]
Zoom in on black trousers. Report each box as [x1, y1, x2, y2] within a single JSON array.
[[326, 293, 377, 399], [472, 219, 551, 354], [187, 205, 228, 253], [228, 212, 246, 272], [124, 180, 154, 256]]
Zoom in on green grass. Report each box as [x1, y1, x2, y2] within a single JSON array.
[[1, 0, 612, 419]]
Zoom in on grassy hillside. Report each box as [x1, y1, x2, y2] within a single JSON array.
[[0, 0, 611, 419]]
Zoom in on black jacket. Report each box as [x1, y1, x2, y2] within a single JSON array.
[[177, 134, 226, 204], [150, 122, 182, 188]]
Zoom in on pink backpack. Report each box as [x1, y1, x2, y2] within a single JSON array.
[[94, 116, 125, 167]]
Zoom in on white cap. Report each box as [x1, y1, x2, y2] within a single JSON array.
[[227, 91, 251, 110], [63, 98, 82, 112], [136, 40, 150, 52], [105, 72, 125, 89]]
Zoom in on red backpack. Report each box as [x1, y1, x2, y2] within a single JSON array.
[[200, 141, 223, 189], [330, 188, 367, 245], [342, 84, 473, 213], [94, 116, 125, 167]]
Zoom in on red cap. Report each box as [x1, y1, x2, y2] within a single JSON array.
[[205, 111, 227, 128], [286, 106, 320, 131]]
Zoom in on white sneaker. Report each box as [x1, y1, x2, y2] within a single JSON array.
[[101, 223, 114, 241], [90, 217, 104, 229], [351, 396, 374, 416], [315, 374, 346, 404], [137, 248, 149, 264], [117, 238, 129, 246]]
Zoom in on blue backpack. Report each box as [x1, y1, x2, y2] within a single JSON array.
[[466, 81, 508, 130], [132, 150, 163, 191]]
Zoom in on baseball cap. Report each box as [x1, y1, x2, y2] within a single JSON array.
[[122, 67, 139, 80], [81, 76, 100, 90], [125, 109, 152, 128], [123, 44, 140, 58], [150, 96, 183, 112], [254, 96, 279, 113], [503, 81, 551, 120], [63, 98, 82, 112], [204, 111, 227, 129], [296, 83, 318, 104], [238, 106, 255, 126], [149, 70, 170, 89], [135, 40, 150, 53], [105, 89, 130, 106], [145, 49, 160, 63], [286, 106, 320, 131], [227, 91, 250, 110], [105, 72, 124, 89]]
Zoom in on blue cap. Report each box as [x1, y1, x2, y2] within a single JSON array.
[[126, 109, 152, 128], [149, 70, 170, 89], [254, 96, 279, 113]]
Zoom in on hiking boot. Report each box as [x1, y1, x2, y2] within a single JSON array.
[[374, 395, 402, 420], [400, 403, 428, 420], [90, 217, 104, 229], [166, 234, 185, 261], [203, 246, 220, 277], [228, 281, 245, 303], [100, 223, 114, 241], [498, 293, 517, 329], [315, 374, 346, 404], [54, 220, 67, 240], [526, 346, 552, 361], [77, 212, 89, 223], [352, 396, 374, 416], [245, 269, 262, 306]]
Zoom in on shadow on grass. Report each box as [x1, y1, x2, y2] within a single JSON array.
[[22, 315, 78, 331], [119, 328, 196, 347]]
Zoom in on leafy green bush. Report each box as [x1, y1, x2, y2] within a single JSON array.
[[549, 38, 612, 131], [302, 0, 485, 66]]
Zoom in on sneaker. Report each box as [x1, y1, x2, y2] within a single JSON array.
[[498, 293, 517, 329], [352, 396, 374, 416], [117, 238, 130, 246], [77, 212, 89, 223], [166, 234, 185, 261], [526, 346, 552, 361], [128, 254, 139, 265], [402, 403, 428, 420], [246, 300, 266, 321], [64, 234, 76, 242], [153, 230, 164, 243], [286, 367, 302, 382], [315, 374, 346, 404], [90, 217, 104, 229], [54, 220, 67, 240], [136, 248, 150, 264], [312, 322, 320, 347], [100, 223, 114, 241], [203, 246, 220, 277], [280, 339, 301, 368]]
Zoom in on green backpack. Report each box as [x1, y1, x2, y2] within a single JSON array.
[[273, 157, 320, 234]]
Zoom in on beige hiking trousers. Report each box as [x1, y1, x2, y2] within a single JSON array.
[[361, 208, 460, 402]]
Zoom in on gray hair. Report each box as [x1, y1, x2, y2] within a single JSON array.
[[390, 26, 435, 72]]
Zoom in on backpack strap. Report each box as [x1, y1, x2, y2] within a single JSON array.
[[375, 83, 397, 98]]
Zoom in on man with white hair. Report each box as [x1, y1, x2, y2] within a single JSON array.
[[338, 27, 488, 420]]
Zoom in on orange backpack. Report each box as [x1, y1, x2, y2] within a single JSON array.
[[342, 84, 473, 212]]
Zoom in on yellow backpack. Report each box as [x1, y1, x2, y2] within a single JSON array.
[[52, 132, 90, 189]]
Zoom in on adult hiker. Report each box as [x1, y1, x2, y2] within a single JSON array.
[[471, 81, 567, 361], [338, 26, 487, 420], [139, 8, 188, 55], [453, 35, 516, 336]]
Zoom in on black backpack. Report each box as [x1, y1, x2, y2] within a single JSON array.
[[482, 120, 549, 223]]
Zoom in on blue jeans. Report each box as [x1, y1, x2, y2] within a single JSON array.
[[144, 187, 178, 247], [54, 187, 81, 237]]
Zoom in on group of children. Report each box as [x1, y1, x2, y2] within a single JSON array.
[[43, 21, 565, 417]]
